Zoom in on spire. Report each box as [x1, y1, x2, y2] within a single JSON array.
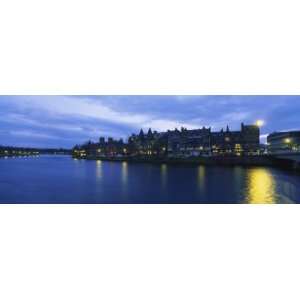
[[139, 129, 144, 137], [147, 128, 153, 138], [226, 125, 230, 132]]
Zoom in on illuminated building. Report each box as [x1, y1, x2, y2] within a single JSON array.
[[267, 131, 300, 153], [166, 123, 260, 157], [73, 123, 260, 158]]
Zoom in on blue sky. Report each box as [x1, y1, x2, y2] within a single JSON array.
[[0, 96, 299, 148]]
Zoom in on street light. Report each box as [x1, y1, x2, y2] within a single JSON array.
[[285, 138, 291, 144], [256, 120, 265, 127], [284, 138, 292, 151]]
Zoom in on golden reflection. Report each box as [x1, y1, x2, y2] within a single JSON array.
[[197, 165, 205, 191], [246, 168, 276, 204], [96, 160, 102, 179]]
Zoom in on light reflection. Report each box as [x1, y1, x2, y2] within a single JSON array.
[[121, 161, 128, 185], [161, 164, 168, 188], [120, 161, 129, 201], [96, 160, 102, 179], [246, 168, 276, 204], [197, 165, 205, 191]]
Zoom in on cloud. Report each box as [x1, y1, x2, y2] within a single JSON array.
[[143, 119, 199, 131], [10, 96, 150, 126], [9, 130, 57, 140], [0, 95, 299, 147]]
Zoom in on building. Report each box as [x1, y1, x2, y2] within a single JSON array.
[[166, 123, 260, 156], [73, 137, 129, 158], [128, 129, 167, 156], [166, 127, 211, 157], [267, 131, 300, 154], [210, 123, 260, 156], [73, 123, 261, 159]]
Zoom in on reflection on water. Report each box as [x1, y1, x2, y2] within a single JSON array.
[[197, 165, 205, 191], [96, 160, 102, 179], [121, 162, 128, 185], [121, 162, 129, 200], [245, 168, 276, 204], [1, 156, 300, 203], [161, 164, 168, 188]]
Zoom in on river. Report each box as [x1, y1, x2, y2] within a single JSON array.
[[0, 155, 299, 203]]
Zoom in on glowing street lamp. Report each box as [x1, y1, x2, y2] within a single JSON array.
[[256, 120, 265, 127], [284, 138, 292, 151], [285, 138, 291, 144]]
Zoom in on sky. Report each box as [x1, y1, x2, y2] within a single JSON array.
[[0, 95, 299, 148]]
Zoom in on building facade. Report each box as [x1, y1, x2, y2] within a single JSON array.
[[267, 131, 300, 154], [128, 129, 168, 156], [166, 123, 260, 156], [73, 137, 129, 158], [73, 123, 261, 158]]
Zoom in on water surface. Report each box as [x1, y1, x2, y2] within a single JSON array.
[[0, 155, 299, 203]]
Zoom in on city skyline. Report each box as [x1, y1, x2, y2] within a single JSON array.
[[0, 95, 299, 148]]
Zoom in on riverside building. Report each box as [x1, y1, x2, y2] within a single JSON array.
[[165, 123, 260, 157], [73, 123, 261, 158], [267, 131, 300, 154]]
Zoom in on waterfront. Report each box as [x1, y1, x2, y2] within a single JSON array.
[[0, 155, 299, 203]]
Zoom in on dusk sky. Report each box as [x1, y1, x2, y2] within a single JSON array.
[[0, 95, 299, 148]]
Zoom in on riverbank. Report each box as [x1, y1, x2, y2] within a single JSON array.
[[72, 154, 300, 171], [0, 153, 39, 158], [0, 153, 70, 158], [76, 155, 271, 166], [0, 146, 71, 157]]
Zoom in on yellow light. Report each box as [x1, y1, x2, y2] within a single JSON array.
[[246, 168, 275, 204], [256, 120, 264, 127], [285, 138, 291, 144]]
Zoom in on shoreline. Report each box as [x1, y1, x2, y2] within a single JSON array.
[[2, 153, 298, 171], [73, 154, 300, 171]]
